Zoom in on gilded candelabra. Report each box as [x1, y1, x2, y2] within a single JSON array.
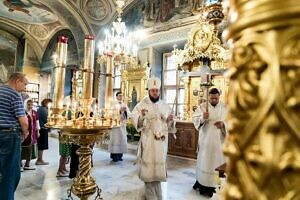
[[47, 35, 120, 200]]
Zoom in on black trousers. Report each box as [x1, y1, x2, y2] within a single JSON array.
[[110, 153, 123, 161], [69, 144, 94, 178], [69, 144, 79, 178]]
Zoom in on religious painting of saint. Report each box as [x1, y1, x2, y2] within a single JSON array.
[[131, 86, 137, 108], [0, 0, 57, 24], [0, 32, 17, 83], [128, 82, 141, 111]]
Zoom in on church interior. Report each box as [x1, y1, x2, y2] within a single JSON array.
[[0, 0, 299, 199]]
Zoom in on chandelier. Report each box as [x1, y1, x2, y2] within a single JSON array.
[[98, 0, 138, 64]]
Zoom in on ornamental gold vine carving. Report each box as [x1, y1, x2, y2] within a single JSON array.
[[224, 17, 300, 200]]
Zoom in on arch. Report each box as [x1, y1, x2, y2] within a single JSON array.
[[41, 29, 79, 98], [0, 17, 43, 62], [41, 29, 79, 72]]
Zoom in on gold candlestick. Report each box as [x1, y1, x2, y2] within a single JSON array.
[[82, 35, 95, 100], [53, 36, 68, 110]]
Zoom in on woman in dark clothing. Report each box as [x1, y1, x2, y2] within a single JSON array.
[[36, 98, 52, 165], [21, 99, 39, 170]]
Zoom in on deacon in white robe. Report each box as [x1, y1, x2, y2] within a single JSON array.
[[131, 77, 176, 200], [108, 91, 131, 162], [192, 88, 227, 197]]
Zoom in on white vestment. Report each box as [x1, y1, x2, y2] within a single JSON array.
[[108, 101, 130, 154], [131, 96, 176, 183], [192, 102, 227, 187]]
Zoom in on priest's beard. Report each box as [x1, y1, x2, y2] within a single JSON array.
[[149, 95, 159, 103], [210, 102, 219, 107]]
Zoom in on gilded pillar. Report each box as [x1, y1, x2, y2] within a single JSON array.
[[121, 70, 127, 104], [71, 67, 77, 103], [183, 77, 190, 120], [105, 55, 114, 109], [224, 0, 300, 199], [53, 36, 68, 109]]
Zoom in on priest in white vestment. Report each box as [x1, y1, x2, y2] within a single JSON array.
[[108, 91, 131, 162], [192, 88, 227, 197], [131, 77, 176, 200]]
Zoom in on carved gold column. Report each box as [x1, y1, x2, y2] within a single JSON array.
[[105, 55, 114, 109], [121, 70, 128, 104], [183, 77, 190, 120], [53, 36, 68, 110], [224, 0, 300, 199], [72, 145, 96, 200], [71, 68, 77, 102]]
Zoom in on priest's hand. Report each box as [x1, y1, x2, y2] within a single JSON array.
[[214, 121, 224, 129], [167, 113, 174, 122], [141, 108, 148, 116], [120, 106, 126, 112], [203, 112, 209, 119]]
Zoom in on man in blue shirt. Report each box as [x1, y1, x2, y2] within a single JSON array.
[[0, 72, 29, 200]]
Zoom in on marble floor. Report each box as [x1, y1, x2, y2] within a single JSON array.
[[16, 137, 209, 200]]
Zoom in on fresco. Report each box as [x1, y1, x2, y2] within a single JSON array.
[[0, 33, 17, 83], [0, 0, 58, 24], [84, 0, 108, 21], [123, 0, 200, 30]]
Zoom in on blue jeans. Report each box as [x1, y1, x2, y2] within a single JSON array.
[[0, 129, 21, 200]]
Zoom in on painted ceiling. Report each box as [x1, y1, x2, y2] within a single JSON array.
[[0, 0, 57, 24], [0, 0, 208, 63]]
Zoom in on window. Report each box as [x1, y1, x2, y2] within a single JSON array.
[[163, 53, 185, 119]]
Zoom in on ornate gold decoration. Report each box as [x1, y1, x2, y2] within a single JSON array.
[[174, 21, 225, 68], [172, 3, 229, 120], [223, 0, 300, 199], [204, 2, 224, 25], [121, 61, 150, 106], [173, 3, 228, 70]]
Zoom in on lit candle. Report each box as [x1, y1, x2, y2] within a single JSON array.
[[66, 103, 70, 120], [72, 102, 77, 120], [94, 104, 98, 116]]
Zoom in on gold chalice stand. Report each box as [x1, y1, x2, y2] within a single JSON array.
[[60, 127, 110, 200], [47, 35, 119, 200]]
